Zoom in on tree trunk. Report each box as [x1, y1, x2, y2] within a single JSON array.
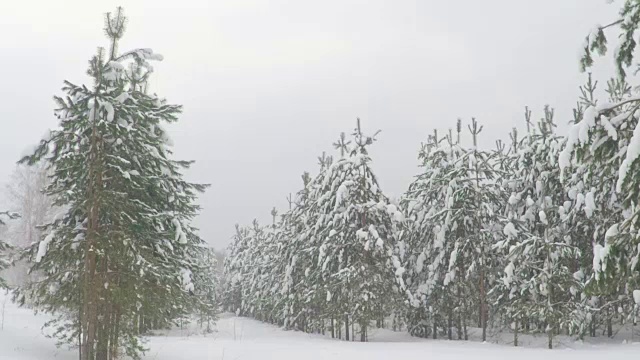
[[82, 97, 103, 360], [480, 268, 487, 342], [514, 318, 518, 347], [81, 211, 98, 360], [96, 300, 110, 360], [96, 257, 111, 360], [463, 298, 468, 340], [448, 310, 453, 340], [81, 239, 98, 360], [360, 323, 366, 342], [457, 287, 462, 340], [78, 310, 83, 360], [351, 322, 355, 342], [110, 309, 120, 360], [607, 306, 613, 338], [344, 314, 350, 341], [331, 318, 335, 339], [433, 318, 437, 339], [139, 313, 145, 335]]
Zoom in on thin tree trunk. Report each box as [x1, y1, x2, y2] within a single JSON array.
[[112, 309, 121, 360], [607, 306, 613, 338], [81, 201, 98, 360], [433, 317, 437, 340], [96, 257, 110, 360], [514, 318, 518, 347], [351, 322, 355, 342], [457, 285, 462, 340], [470, 123, 487, 343], [78, 310, 83, 360], [344, 314, 350, 341], [139, 313, 145, 335], [480, 269, 487, 342], [82, 90, 105, 360], [448, 310, 453, 340], [463, 297, 468, 340]]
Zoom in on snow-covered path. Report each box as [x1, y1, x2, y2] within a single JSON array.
[[1, 294, 639, 359]]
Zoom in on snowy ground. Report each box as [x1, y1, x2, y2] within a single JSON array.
[[1, 293, 640, 359]]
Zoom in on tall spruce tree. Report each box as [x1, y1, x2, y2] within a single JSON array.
[[17, 8, 210, 360]]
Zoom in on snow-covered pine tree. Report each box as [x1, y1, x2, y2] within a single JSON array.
[[490, 123, 529, 347], [193, 247, 219, 333], [435, 119, 503, 342], [559, 73, 640, 336], [255, 208, 284, 325], [494, 107, 581, 348], [222, 212, 288, 326], [261, 207, 293, 327], [578, 2, 640, 321], [222, 224, 251, 315], [242, 220, 268, 319], [281, 170, 323, 332], [243, 218, 280, 322], [17, 8, 209, 360], [401, 123, 469, 340], [305, 119, 402, 341]]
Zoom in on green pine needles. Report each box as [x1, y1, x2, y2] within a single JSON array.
[[15, 7, 214, 360]]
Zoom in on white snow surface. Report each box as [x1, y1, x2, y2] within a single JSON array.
[[2, 293, 640, 359]]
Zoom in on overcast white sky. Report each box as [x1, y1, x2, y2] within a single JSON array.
[[0, 0, 620, 250]]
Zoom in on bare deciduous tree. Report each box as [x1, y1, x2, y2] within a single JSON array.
[[2, 163, 54, 286]]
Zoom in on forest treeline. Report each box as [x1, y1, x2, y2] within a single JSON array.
[[220, 2, 640, 348]]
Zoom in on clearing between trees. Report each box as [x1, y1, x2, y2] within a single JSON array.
[[1, 293, 638, 360]]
